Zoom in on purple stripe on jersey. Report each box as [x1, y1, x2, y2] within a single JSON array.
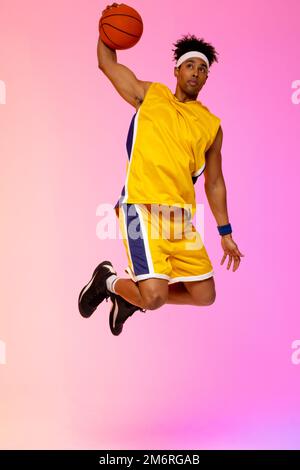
[[114, 113, 137, 210], [123, 204, 150, 276]]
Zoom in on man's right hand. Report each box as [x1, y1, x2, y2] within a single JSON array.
[[101, 3, 121, 15]]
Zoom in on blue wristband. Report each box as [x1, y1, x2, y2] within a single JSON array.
[[217, 223, 232, 236]]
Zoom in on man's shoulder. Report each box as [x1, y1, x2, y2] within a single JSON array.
[[136, 82, 170, 110], [141, 81, 154, 95], [199, 103, 222, 132], [143, 81, 170, 92]]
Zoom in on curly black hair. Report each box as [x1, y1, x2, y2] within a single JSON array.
[[172, 34, 219, 67]]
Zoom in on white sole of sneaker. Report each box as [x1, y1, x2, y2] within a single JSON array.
[[111, 298, 119, 330]]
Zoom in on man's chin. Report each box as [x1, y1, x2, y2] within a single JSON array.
[[184, 88, 198, 98]]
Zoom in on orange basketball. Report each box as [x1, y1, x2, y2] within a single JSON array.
[[99, 3, 143, 50]]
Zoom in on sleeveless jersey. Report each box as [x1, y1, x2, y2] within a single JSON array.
[[116, 82, 220, 215]]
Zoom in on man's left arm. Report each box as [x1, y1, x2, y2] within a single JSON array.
[[204, 126, 244, 272]]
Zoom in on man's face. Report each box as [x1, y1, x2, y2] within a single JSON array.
[[174, 57, 209, 97]]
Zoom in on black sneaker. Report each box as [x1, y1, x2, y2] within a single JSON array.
[[109, 293, 145, 336], [78, 261, 116, 318]]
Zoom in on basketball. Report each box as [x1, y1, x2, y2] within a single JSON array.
[[99, 3, 143, 50]]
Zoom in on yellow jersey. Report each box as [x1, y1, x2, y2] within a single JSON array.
[[116, 82, 220, 215]]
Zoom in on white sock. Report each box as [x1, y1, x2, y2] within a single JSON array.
[[106, 274, 119, 293]]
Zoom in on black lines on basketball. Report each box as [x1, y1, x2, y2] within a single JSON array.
[[99, 5, 143, 50], [100, 25, 122, 48], [101, 23, 140, 38]]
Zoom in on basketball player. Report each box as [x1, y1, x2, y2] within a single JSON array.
[[78, 3, 244, 336]]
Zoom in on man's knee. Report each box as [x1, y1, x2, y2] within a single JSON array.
[[142, 292, 167, 310], [205, 290, 216, 305], [195, 289, 216, 306], [138, 279, 168, 310]]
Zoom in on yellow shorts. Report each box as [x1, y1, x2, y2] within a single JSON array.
[[116, 203, 214, 284]]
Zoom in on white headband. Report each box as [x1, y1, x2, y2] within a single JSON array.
[[176, 51, 209, 70]]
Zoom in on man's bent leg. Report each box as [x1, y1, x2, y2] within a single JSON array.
[[114, 277, 215, 308], [114, 278, 169, 310]]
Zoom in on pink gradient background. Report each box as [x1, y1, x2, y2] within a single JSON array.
[[1, 0, 300, 450]]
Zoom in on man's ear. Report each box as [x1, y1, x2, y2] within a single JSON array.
[[174, 66, 178, 78]]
